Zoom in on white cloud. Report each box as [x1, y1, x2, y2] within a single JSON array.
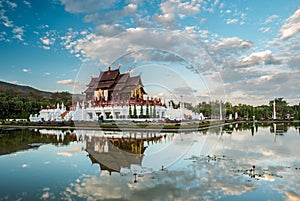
[[213, 37, 253, 52], [259, 27, 270, 33], [198, 29, 209, 38], [57, 79, 74, 85], [39, 24, 49, 29], [153, 0, 201, 28], [237, 50, 281, 67], [12, 26, 24, 41], [226, 18, 238, 24], [0, 9, 13, 27], [280, 7, 300, 40], [42, 46, 50, 50], [39, 30, 57, 50], [225, 9, 231, 14], [94, 24, 125, 36], [264, 14, 279, 24], [83, 3, 138, 27], [80, 30, 87, 35], [56, 1, 300, 105], [40, 38, 51, 45], [61, 0, 118, 13], [61, 28, 215, 74], [5, 1, 17, 9], [221, 70, 300, 105], [22, 68, 30, 73], [23, 0, 31, 8], [287, 56, 300, 70]]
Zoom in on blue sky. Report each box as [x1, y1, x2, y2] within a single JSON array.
[[1, 0, 300, 105]]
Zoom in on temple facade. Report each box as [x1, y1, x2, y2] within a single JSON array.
[[80, 67, 167, 121], [30, 67, 201, 122]]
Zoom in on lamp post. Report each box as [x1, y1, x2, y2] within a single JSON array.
[[273, 98, 276, 120]]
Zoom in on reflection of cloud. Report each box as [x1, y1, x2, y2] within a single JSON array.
[[40, 191, 50, 199], [58, 126, 300, 201], [21, 164, 28, 168], [216, 127, 300, 165], [40, 187, 54, 200], [57, 145, 82, 157], [62, 156, 257, 201], [285, 191, 300, 201], [213, 125, 300, 200]]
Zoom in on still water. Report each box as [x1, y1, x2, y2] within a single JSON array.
[[0, 123, 300, 201]]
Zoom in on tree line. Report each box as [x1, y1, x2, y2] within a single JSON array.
[[1, 90, 299, 121], [189, 97, 300, 120], [0, 90, 72, 120]]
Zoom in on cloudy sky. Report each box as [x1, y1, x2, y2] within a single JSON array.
[[1, 0, 300, 105]]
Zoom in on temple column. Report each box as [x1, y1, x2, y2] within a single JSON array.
[[124, 106, 128, 119], [158, 108, 163, 120]]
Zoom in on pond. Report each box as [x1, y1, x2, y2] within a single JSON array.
[[0, 122, 300, 201]]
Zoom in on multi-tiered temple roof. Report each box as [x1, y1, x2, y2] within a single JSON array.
[[84, 68, 146, 103]]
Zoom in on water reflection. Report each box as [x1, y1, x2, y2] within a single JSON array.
[[0, 128, 78, 156], [0, 123, 300, 200], [86, 134, 165, 174]]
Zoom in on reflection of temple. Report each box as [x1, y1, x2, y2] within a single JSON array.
[[86, 134, 164, 174]]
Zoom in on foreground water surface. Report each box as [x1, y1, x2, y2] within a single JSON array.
[[0, 122, 300, 201]]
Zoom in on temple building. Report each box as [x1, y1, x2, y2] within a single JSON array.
[[30, 67, 201, 122], [84, 67, 147, 104]]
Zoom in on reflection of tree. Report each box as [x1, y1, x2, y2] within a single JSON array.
[[0, 128, 76, 155], [270, 123, 288, 135]]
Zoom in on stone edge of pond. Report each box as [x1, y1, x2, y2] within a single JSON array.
[[0, 120, 299, 133]]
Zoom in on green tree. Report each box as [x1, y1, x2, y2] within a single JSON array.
[[139, 104, 143, 118], [129, 105, 132, 118], [146, 103, 149, 118], [152, 104, 156, 118], [133, 104, 137, 118], [269, 98, 288, 119], [149, 105, 152, 118], [193, 101, 211, 118]]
